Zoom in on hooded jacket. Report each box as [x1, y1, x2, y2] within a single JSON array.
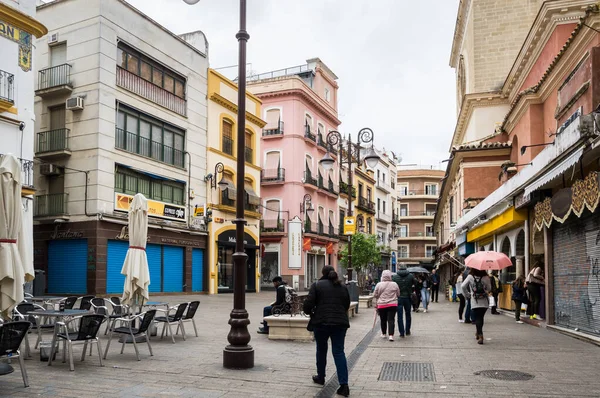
[[373, 270, 400, 308], [392, 268, 415, 298], [303, 276, 350, 328]]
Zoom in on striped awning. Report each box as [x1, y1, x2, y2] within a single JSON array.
[[524, 147, 584, 198]]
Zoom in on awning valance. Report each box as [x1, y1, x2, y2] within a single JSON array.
[[221, 177, 236, 200], [524, 147, 584, 198], [467, 207, 527, 243], [244, 182, 260, 205]]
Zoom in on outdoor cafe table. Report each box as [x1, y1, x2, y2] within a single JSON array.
[[28, 296, 66, 309]]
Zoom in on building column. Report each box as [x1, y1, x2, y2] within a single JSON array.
[[516, 255, 525, 278], [524, 216, 530, 276], [543, 226, 554, 325]]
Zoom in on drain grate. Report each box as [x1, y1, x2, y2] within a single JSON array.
[[378, 362, 436, 382], [474, 370, 535, 381]]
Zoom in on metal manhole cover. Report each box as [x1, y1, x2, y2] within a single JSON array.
[[378, 362, 436, 382], [474, 370, 535, 381]]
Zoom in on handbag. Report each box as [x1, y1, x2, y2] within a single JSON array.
[[521, 302, 528, 312], [488, 296, 496, 308]]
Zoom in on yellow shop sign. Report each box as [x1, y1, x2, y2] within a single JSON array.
[[114, 193, 186, 222]]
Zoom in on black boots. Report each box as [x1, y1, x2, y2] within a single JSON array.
[[337, 384, 350, 396], [312, 375, 325, 385]]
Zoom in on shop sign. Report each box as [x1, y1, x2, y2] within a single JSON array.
[[343, 216, 356, 235], [288, 217, 302, 269], [303, 238, 312, 251], [190, 217, 205, 230], [160, 237, 201, 247], [115, 193, 185, 222], [50, 225, 83, 239], [0, 21, 32, 72], [115, 226, 150, 241], [326, 242, 334, 254]]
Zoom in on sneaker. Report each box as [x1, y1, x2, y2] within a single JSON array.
[[516, 321, 524, 324], [459, 319, 464, 323], [312, 375, 325, 386], [380, 333, 386, 338], [257, 328, 268, 334], [530, 315, 534, 320], [389, 335, 394, 341], [336, 384, 350, 397], [534, 315, 544, 321], [424, 309, 427, 313]]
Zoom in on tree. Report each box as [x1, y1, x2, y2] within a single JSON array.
[[339, 234, 381, 288]]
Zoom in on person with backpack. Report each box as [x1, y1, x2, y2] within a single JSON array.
[[373, 270, 400, 341], [257, 276, 292, 334], [490, 271, 503, 315], [392, 264, 415, 337], [512, 275, 528, 324], [461, 268, 492, 345], [303, 265, 351, 397], [412, 276, 423, 312]]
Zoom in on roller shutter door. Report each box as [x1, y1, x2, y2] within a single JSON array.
[[47, 239, 88, 294], [107, 241, 162, 294], [147, 244, 162, 293], [163, 246, 184, 292], [192, 248, 204, 292], [553, 211, 600, 337]]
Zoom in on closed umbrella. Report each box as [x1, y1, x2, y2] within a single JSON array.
[[465, 251, 512, 271], [0, 154, 33, 319], [121, 193, 150, 306]]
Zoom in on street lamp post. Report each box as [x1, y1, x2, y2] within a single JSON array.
[[183, 0, 254, 369], [319, 128, 379, 282]]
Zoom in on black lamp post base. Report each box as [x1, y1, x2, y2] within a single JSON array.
[[223, 345, 254, 369]]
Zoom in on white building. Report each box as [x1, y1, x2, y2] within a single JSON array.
[[33, 0, 208, 295], [373, 148, 398, 269], [0, 0, 47, 290]]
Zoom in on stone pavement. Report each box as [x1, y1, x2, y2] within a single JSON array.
[[1, 293, 599, 397]]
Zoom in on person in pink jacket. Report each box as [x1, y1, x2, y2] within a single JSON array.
[[373, 270, 401, 341]]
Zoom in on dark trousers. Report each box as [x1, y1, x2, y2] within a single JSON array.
[[514, 300, 522, 321], [527, 284, 541, 315], [472, 307, 487, 336], [378, 306, 397, 336], [431, 284, 439, 302], [457, 294, 466, 320], [314, 325, 348, 385], [465, 300, 476, 323], [262, 306, 272, 332], [491, 293, 499, 314], [397, 297, 412, 336]]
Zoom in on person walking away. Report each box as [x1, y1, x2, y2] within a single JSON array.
[[526, 262, 545, 320], [413, 276, 423, 312], [512, 275, 528, 324], [257, 276, 291, 334], [303, 265, 351, 397], [490, 271, 502, 315], [431, 269, 440, 303], [373, 270, 400, 341], [420, 274, 431, 312], [462, 268, 492, 344], [455, 273, 466, 322], [393, 264, 415, 337]]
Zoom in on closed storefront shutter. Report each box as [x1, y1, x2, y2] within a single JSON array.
[[192, 248, 204, 292], [163, 246, 184, 292], [553, 211, 600, 336], [147, 244, 162, 293], [48, 239, 88, 294], [106, 240, 128, 294]]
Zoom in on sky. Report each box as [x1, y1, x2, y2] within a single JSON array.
[[126, 0, 460, 167]]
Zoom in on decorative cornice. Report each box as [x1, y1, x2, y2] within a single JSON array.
[[207, 147, 262, 171], [450, 93, 508, 149], [449, 0, 471, 68], [209, 93, 266, 128], [0, 2, 47, 38], [355, 167, 375, 184]]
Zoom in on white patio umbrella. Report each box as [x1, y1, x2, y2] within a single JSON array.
[[0, 154, 33, 319], [121, 193, 150, 306]]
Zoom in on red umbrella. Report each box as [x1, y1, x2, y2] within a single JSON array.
[[465, 251, 512, 271]]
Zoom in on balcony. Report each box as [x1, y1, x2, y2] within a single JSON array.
[[328, 224, 338, 238], [245, 146, 253, 164], [261, 168, 285, 184], [398, 189, 438, 198], [34, 193, 69, 218], [397, 251, 436, 261], [397, 232, 437, 240], [304, 218, 318, 234], [392, 212, 401, 224], [222, 136, 234, 156], [339, 181, 357, 198], [261, 219, 285, 234], [376, 179, 392, 193], [36, 64, 73, 97], [263, 121, 284, 137], [0, 70, 14, 112], [376, 212, 392, 223], [317, 133, 328, 151], [357, 196, 376, 214], [116, 128, 185, 168], [303, 170, 318, 189], [397, 211, 436, 219], [116, 66, 186, 116], [36, 128, 71, 159], [304, 124, 316, 143]]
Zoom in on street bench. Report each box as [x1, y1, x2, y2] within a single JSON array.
[[263, 315, 312, 341], [358, 295, 374, 309], [348, 301, 359, 318], [271, 294, 308, 316]]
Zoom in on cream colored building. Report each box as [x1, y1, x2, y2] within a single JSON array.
[[206, 69, 265, 294]]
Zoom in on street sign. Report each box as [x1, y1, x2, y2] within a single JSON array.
[[343, 216, 357, 235]]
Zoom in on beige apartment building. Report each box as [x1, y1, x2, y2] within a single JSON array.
[[396, 168, 445, 266]]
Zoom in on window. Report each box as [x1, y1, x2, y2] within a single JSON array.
[[449, 196, 455, 224], [425, 183, 437, 195], [399, 225, 408, 238], [305, 114, 313, 131], [426, 245, 436, 257], [222, 119, 233, 155], [324, 87, 330, 102], [358, 183, 364, 198], [115, 105, 185, 167], [383, 201, 386, 214], [117, 42, 186, 99], [400, 204, 408, 216], [367, 219, 372, 234], [425, 204, 436, 216], [115, 166, 185, 206], [367, 188, 372, 201], [377, 198, 381, 211], [399, 184, 408, 196], [426, 225, 434, 237], [221, 171, 235, 207], [245, 129, 253, 163], [398, 245, 409, 258]]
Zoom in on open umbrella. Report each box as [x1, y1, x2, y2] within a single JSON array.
[[0, 154, 33, 319], [465, 251, 512, 271], [121, 193, 150, 306], [407, 266, 430, 274]]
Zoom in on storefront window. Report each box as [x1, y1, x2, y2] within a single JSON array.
[[261, 251, 279, 288]]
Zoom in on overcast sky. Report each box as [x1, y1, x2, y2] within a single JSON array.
[[126, 0, 459, 167]]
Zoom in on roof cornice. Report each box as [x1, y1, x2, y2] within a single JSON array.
[[450, 93, 508, 150], [0, 2, 47, 37], [210, 93, 267, 128], [449, 0, 471, 68]]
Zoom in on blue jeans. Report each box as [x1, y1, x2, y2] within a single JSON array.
[[421, 288, 430, 309], [314, 325, 348, 385], [397, 297, 412, 336], [465, 301, 475, 322], [262, 306, 272, 332]]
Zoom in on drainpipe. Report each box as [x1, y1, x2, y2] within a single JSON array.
[[185, 151, 192, 228]]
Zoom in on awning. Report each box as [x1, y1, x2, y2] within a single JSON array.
[[221, 176, 236, 200], [467, 207, 527, 242], [524, 147, 584, 198], [244, 182, 260, 205]]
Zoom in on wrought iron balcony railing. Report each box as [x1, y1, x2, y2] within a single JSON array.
[[262, 121, 284, 136], [261, 219, 285, 233], [34, 193, 68, 217], [304, 170, 318, 187], [261, 168, 285, 183], [38, 64, 72, 91], [115, 128, 184, 168], [357, 196, 376, 214], [37, 128, 70, 153], [0, 69, 14, 104]]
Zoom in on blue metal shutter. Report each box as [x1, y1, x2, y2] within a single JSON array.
[[147, 244, 162, 293], [47, 239, 88, 294], [106, 240, 129, 294], [191, 248, 204, 292], [163, 246, 184, 292]]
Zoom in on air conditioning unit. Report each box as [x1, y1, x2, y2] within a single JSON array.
[[48, 33, 59, 44], [66, 97, 84, 111], [40, 164, 62, 176]]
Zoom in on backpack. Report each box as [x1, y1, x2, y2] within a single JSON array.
[[284, 285, 296, 304], [472, 276, 487, 301]]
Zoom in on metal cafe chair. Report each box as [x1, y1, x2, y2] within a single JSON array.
[[78, 296, 95, 311], [0, 321, 32, 387], [154, 303, 188, 344], [61, 296, 78, 310], [103, 310, 157, 361], [13, 303, 47, 355], [107, 297, 130, 335], [48, 314, 105, 371], [176, 301, 200, 338]]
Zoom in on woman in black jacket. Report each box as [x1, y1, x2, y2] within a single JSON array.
[[303, 265, 350, 397]]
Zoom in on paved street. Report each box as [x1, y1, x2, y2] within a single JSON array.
[[2, 293, 600, 397]]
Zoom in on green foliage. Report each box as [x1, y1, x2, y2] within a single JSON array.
[[339, 233, 381, 274]]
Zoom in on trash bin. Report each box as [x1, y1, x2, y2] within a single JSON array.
[[33, 269, 46, 296], [39, 341, 58, 362]]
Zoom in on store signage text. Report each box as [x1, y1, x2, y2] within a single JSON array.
[[50, 225, 83, 239], [114, 193, 186, 222], [160, 237, 201, 247], [115, 226, 150, 242]]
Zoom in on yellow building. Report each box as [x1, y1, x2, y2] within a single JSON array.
[[206, 69, 265, 294], [353, 166, 376, 234]]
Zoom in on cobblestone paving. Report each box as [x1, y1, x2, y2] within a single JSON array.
[[2, 294, 599, 397]]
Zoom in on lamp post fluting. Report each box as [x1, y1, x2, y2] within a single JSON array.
[[319, 128, 379, 282]]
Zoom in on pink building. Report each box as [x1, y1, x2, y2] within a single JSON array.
[[248, 58, 341, 291]]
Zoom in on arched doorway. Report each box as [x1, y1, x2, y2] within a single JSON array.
[[500, 237, 512, 283]]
